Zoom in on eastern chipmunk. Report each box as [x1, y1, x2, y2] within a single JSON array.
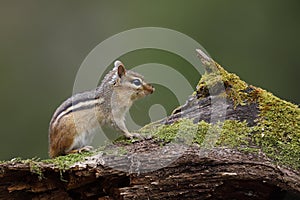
[[49, 61, 154, 158]]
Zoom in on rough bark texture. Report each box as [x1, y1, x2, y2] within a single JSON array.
[[1, 143, 300, 200], [1, 50, 299, 199]]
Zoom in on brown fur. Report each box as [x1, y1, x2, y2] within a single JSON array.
[[49, 114, 76, 158]]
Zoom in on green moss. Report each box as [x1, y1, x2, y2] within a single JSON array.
[[1, 157, 46, 180], [142, 119, 254, 150], [141, 118, 249, 148], [22, 157, 44, 180], [140, 119, 198, 145], [255, 90, 300, 169], [42, 151, 95, 181], [216, 120, 250, 147], [194, 120, 210, 145], [196, 62, 258, 107], [0, 152, 96, 181], [43, 151, 94, 170]]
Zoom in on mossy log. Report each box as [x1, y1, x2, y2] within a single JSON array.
[[1, 49, 299, 200]]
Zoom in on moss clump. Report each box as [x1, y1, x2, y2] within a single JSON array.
[[24, 158, 44, 180], [1, 157, 46, 180], [42, 151, 95, 181], [43, 151, 94, 170], [255, 90, 300, 169], [141, 118, 252, 149], [216, 120, 250, 147], [140, 119, 196, 144], [142, 119, 254, 149], [196, 62, 259, 107], [193, 120, 210, 145], [1, 151, 99, 181]]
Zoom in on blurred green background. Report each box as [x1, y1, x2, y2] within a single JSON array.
[[0, 0, 299, 160]]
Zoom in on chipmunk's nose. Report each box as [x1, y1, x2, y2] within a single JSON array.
[[149, 84, 155, 94], [144, 84, 154, 94]]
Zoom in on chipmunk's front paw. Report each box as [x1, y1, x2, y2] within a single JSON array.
[[67, 146, 94, 155], [78, 146, 94, 153], [124, 132, 144, 140]]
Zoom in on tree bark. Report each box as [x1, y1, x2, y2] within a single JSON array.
[[1, 50, 299, 200], [1, 143, 300, 200]]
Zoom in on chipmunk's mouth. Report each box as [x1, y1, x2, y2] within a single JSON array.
[[143, 84, 155, 95], [131, 84, 154, 100]]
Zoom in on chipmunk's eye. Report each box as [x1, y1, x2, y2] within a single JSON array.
[[132, 79, 141, 86]]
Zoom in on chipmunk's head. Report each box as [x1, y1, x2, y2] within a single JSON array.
[[112, 60, 154, 101]]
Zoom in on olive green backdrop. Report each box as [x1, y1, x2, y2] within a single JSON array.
[[0, 0, 299, 160]]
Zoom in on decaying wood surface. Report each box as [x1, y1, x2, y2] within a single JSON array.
[[1, 49, 299, 199], [1, 144, 300, 199]]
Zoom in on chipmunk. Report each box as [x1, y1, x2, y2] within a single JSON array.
[[48, 61, 154, 158]]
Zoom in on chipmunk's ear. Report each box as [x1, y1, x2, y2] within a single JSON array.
[[114, 60, 126, 78]]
